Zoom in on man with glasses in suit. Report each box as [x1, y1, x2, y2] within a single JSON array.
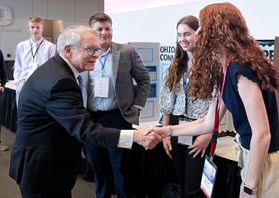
[[9, 25, 160, 198]]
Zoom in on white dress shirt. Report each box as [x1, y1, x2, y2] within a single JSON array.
[[13, 37, 56, 84]]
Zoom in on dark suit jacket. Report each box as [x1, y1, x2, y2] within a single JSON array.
[[0, 49, 7, 86], [9, 54, 120, 193], [82, 42, 150, 125]]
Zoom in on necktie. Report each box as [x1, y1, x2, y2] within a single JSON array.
[[77, 75, 83, 90]]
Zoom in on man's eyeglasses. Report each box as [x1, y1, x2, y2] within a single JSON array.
[[70, 45, 102, 56]]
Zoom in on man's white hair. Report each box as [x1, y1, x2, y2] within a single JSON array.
[[56, 25, 97, 54]]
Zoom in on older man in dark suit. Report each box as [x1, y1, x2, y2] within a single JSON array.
[[9, 25, 161, 198]]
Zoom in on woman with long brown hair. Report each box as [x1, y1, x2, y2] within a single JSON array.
[[150, 3, 279, 197], [159, 15, 210, 197]]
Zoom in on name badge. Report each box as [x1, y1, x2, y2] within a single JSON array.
[[28, 61, 38, 77], [178, 119, 193, 145], [94, 77, 109, 98], [200, 155, 218, 198]]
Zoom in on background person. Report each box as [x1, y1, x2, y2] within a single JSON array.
[[147, 2, 279, 198], [0, 49, 8, 151], [13, 16, 56, 105], [9, 25, 160, 198], [159, 15, 210, 198], [81, 13, 150, 198]]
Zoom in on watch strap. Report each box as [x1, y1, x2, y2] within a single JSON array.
[[244, 184, 257, 195]]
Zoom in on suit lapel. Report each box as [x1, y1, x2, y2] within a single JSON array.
[[111, 42, 120, 86]]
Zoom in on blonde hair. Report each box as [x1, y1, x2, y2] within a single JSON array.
[[28, 16, 43, 24]]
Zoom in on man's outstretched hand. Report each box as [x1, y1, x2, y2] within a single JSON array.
[[133, 128, 162, 150]]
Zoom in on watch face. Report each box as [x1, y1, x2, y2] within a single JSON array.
[[244, 186, 253, 195]]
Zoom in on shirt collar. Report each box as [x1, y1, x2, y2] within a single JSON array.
[[30, 37, 44, 45], [59, 54, 79, 79], [100, 46, 111, 57]]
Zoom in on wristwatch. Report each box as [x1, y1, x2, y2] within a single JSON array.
[[244, 184, 257, 195]]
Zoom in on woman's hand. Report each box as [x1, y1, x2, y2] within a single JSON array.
[[0, 86, 4, 92], [162, 137, 172, 158], [188, 133, 211, 158]]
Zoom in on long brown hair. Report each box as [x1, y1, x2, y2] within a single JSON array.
[[164, 15, 199, 93], [190, 2, 279, 100]]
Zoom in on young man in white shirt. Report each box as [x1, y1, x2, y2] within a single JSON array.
[[13, 16, 56, 105]]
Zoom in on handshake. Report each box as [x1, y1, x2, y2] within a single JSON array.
[[134, 125, 212, 159], [133, 126, 169, 150]]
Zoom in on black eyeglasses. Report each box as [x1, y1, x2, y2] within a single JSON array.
[[70, 45, 102, 56]]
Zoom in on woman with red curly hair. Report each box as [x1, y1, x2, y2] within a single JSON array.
[[148, 2, 279, 197]]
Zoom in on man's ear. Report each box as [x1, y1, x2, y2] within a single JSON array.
[[64, 45, 72, 58]]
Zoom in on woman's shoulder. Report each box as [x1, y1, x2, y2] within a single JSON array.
[[228, 62, 260, 84]]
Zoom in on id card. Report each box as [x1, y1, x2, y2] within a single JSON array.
[[94, 77, 109, 98], [28, 61, 38, 77], [200, 155, 218, 198], [178, 119, 193, 145]]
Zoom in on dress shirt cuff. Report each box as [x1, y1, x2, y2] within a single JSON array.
[[117, 130, 133, 149], [134, 105, 144, 111]]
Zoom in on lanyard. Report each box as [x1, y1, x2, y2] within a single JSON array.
[[210, 59, 230, 157], [98, 49, 109, 76], [30, 39, 44, 61], [183, 62, 189, 114]]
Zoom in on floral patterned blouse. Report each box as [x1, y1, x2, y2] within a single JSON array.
[[159, 75, 210, 120]]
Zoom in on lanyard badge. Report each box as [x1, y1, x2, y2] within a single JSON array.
[[30, 39, 44, 62], [95, 50, 110, 97], [200, 59, 230, 198]]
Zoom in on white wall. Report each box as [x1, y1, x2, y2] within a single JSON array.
[[2, 0, 277, 60], [108, 0, 279, 125], [0, 0, 104, 60], [110, 0, 279, 43]]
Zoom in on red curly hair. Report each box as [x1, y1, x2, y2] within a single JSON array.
[[190, 2, 279, 100]]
